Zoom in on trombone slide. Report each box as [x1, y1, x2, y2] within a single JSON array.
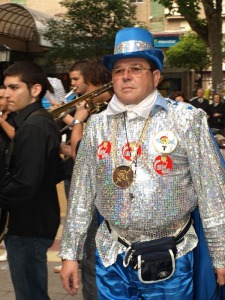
[[51, 81, 113, 121]]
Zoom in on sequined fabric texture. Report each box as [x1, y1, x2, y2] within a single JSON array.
[[114, 40, 153, 54], [59, 97, 225, 268]]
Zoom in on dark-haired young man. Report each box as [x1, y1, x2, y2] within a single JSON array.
[[0, 61, 64, 300], [61, 59, 112, 160]]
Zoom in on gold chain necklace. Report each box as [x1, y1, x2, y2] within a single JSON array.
[[111, 112, 151, 189]]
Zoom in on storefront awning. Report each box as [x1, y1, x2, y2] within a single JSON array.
[[0, 3, 53, 51]]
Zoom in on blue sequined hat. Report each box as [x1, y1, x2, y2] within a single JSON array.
[[102, 27, 164, 72]]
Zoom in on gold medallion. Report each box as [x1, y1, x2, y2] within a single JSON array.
[[112, 165, 134, 189]]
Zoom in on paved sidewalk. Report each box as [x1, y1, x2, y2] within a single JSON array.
[[0, 182, 84, 300], [0, 219, 84, 300], [0, 261, 84, 300]]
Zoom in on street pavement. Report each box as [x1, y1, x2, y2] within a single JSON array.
[[0, 182, 84, 300]]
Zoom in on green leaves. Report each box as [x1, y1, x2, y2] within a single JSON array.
[[154, 0, 223, 89], [44, 0, 137, 62], [166, 32, 210, 71]]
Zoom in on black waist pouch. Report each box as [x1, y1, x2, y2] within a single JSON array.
[[123, 236, 177, 283]]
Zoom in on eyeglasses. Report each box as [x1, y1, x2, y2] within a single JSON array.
[[112, 66, 151, 77]]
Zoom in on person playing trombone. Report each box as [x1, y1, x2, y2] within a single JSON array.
[[54, 59, 112, 300]]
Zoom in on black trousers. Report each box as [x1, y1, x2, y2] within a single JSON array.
[[81, 208, 98, 300]]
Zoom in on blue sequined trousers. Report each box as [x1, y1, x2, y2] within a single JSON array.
[[96, 250, 194, 300]]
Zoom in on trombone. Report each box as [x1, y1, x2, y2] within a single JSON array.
[[51, 81, 113, 121]]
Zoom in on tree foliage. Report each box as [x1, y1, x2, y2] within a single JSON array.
[[166, 32, 210, 72], [154, 0, 223, 90], [44, 0, 137, 62]]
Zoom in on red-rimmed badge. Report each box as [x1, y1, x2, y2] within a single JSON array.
[[97, 141, 111, 159], [153, 154, 173, 175], [122, 142, 142, 161]]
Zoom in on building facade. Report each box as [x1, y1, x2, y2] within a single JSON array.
[[0, 0, 65, 16]]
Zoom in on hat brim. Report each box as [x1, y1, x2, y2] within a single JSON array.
[[102, 49, 164, 72]]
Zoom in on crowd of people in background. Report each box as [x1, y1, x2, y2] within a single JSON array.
[[171, 87, 225, 136]]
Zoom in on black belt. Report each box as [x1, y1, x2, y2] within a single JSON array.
[[105, 218, 192, 248]]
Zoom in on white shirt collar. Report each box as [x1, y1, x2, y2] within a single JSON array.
[[105, 89, 159, 119]]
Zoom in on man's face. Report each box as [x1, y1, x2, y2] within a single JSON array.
[[0, 88, 8, 113], [4, 76, 37, 112], [213, 95, 220, 104], [69, 70, 89, 95], [112, 58, 161, 105], [197, 89, 204, 98], [175, 96, 184, 102]]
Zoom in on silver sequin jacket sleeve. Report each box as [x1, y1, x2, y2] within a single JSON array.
[[183, 107, 225, 268], [59, 120, 98, 261]]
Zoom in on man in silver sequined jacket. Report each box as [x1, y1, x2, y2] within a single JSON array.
[[59, 27, 225, 300]]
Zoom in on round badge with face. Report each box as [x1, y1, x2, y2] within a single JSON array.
[[153, 131, 178, 154]]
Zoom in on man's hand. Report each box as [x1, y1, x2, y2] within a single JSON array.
[[75, 100, 90, 121], [60, 260, 80, 296], [213, 113, 221, 118], [60, 143, 72, 157], [215, 268, 225, 286]]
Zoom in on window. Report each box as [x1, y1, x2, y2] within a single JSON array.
[[131, 0, 144, 3]]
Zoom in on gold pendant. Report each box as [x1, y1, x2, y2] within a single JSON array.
[[112, 165, 134, 189]]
